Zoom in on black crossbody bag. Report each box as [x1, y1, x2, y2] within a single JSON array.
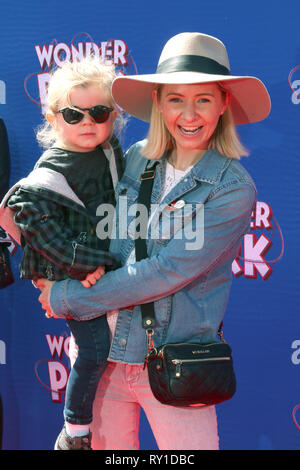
[[135, 163, 236, 407]]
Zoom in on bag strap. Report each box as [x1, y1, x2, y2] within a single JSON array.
[[135, 161, 225, 360], [135, 162, 158, 333]]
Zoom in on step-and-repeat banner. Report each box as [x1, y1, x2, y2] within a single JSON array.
[[0, 0, 299, 450]]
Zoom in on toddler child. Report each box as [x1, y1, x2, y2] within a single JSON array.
[[0, 57, 124, 450]]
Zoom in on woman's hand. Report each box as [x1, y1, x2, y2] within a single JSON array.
[[36, 278, 59, 318], [80, 265, 105, 288]]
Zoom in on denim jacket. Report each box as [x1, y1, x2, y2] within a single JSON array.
[[50, 140, 256, 365]]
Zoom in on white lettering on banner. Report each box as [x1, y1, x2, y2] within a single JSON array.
[[35, 40, 128, 69], [48, 361, 69, 402], [113, 39, 128, 65], [0, 80, 6, 104], [0, 340, 6, 364], [232, 234, 273, 279], [291, 80, 300, 104], [101, 41, 113, 65], [46, 334, 69, 359], [288, 66, 300, 104], [35, 44, 54, 69], [251, 201, 272, 230], [243, 233, 272, 279], [53, 42, 72, 67], [35, 334, 71, 402], [37, 72, 50, 115], [232, 200, 282, 280], [31, 38, 130, 114], [291, 340, 300, 365], [232, 249, 243, 277], [71, 42, 85, 62]]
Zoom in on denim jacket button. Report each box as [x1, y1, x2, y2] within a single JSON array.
[[118, 338, 127, 346]]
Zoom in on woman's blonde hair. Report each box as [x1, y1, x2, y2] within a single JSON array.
[[141, 83, 249, 160], [36, 56, 125, 148]]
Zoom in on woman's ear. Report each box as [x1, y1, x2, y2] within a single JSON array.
[[220, 91, 230, 116], [152, 89, 160, 111]]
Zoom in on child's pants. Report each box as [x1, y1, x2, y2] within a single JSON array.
[[90, 361, 220, 450], [64, 316, 110, 425]]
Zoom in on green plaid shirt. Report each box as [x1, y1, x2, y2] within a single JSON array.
[[7, 136, 124, 281]]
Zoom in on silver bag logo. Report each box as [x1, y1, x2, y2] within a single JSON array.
[[24, 33, 137, 114], [232, 200, 283, 280]]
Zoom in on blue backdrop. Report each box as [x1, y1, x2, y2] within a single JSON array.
[[0, 0, 299, 450]]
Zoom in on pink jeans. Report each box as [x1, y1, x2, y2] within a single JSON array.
[[90, 361, 219, 450]]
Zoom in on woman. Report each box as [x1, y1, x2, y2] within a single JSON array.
[[38, 32, 271, 450]]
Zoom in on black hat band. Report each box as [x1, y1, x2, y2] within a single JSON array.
[[156, 54, 230, 76]]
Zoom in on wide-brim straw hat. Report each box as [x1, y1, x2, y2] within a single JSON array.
[[112, 32, 271, 125]]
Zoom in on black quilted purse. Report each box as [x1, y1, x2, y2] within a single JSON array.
[[135, 162, 236, 407]]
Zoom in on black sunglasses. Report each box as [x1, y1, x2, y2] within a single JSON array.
[[56, 105, 114, 124]]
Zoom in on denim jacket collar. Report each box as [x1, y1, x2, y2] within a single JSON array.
[[147, 149, 231, 185]]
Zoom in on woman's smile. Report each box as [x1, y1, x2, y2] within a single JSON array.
[[178, 125, 204, 136]]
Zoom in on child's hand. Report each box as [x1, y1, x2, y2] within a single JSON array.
[[36, 278, 60, 318], [80, 265, 105, 288]]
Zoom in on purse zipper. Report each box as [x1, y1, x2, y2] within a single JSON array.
[[158, 341, 222, 357], [172, 357, 231, 378]]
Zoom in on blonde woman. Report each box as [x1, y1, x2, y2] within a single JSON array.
[[38, 33, 271, 450]]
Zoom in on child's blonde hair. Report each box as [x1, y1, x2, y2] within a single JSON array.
[[36, 56, 125, 148], [141, 83, 249, 160]]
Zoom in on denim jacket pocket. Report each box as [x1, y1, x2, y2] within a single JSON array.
[[115, 174, 139, 201]]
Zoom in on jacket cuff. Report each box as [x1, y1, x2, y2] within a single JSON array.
[[50, 279, 79, 320]]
